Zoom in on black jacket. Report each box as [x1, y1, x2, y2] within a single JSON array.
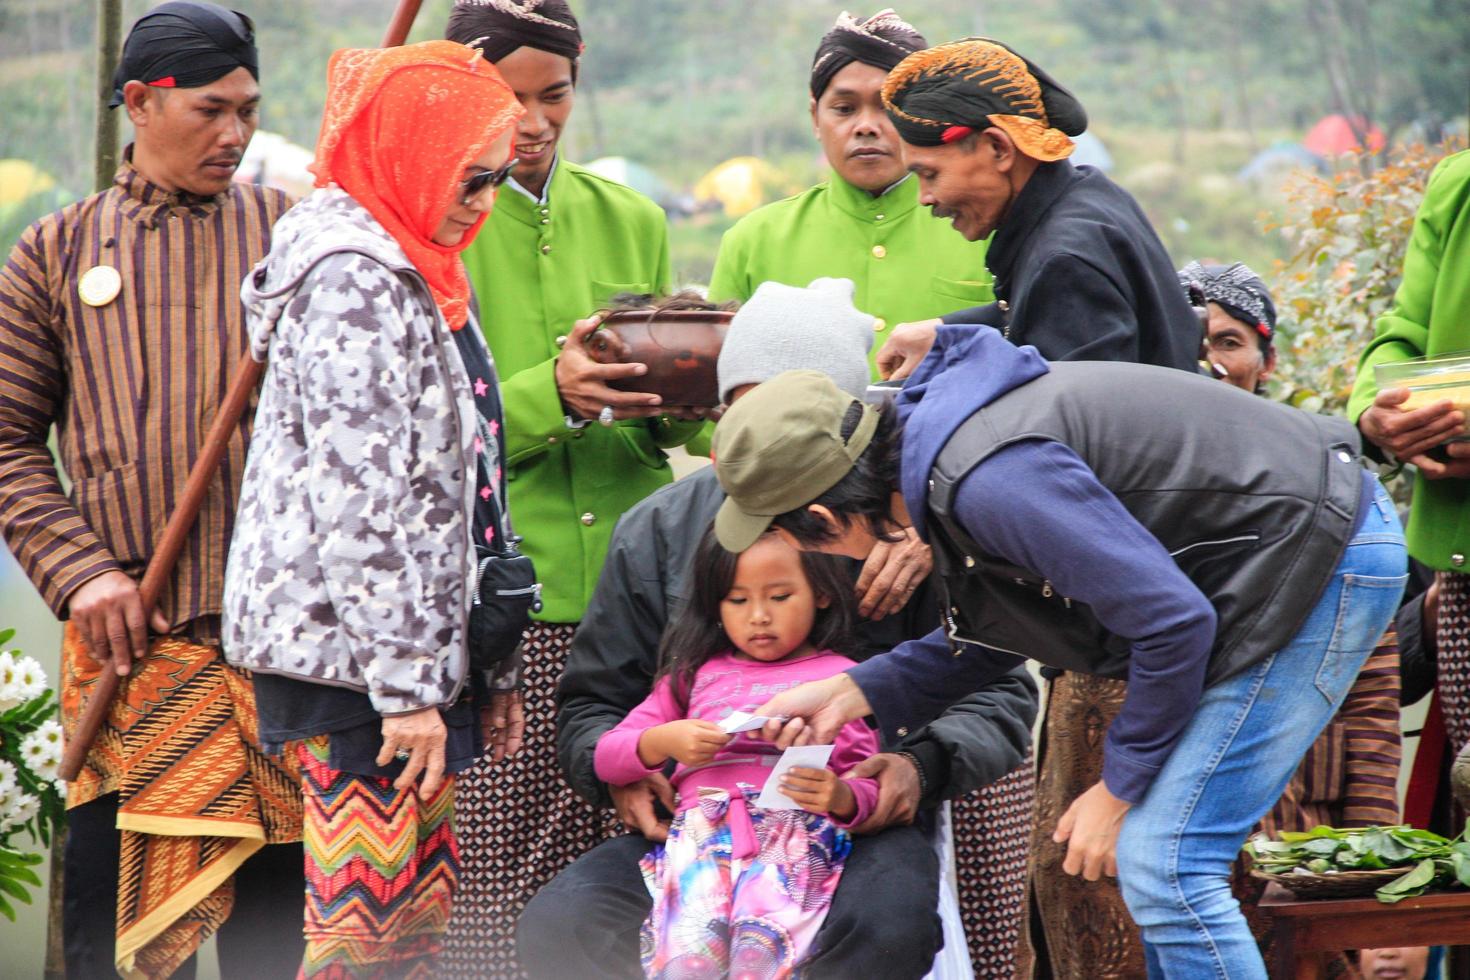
[[555, 466, 1038, 810], [941, 161, 1200, 372]]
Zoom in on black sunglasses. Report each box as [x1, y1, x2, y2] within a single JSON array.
[[460, 158, 519, 204]]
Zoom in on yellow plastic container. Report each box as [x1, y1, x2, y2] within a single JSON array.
[[1376, 354, 1470, 414]]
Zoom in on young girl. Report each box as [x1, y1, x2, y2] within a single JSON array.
[[595, 527, 879, 979]]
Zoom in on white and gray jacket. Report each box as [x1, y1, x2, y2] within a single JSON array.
[[222, 187, 477, 716]]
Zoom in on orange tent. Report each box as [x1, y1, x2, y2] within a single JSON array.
[[1302, 114, 1386, 156]]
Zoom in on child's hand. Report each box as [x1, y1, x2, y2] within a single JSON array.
[[638, 720, 731, 768], [780, 766, 857, 822]]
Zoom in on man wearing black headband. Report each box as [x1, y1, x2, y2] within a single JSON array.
[[441, 2, 705, 974], [873, 38, 1201, 381], [1181, 260, 1279, 395], [710, 11, 994, 373], [0, 3, 304, 976]]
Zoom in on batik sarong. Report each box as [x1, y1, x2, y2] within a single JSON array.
[[442, 622, 621, 978], [639, 788, 850, 980], [298, 736, 459, 979], [60, 626, 303, 979]]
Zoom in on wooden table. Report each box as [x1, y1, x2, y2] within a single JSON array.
[[1259, 882, 1470, 979]]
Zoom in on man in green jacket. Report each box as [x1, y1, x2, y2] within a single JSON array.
[[441, 2, 702, 974], [1350, 147, 1470, 796], [708, 10, 993, 375], [708, 13, 1027, 975]]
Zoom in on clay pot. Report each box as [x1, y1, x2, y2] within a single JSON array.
[[583, 309, 732, 408]]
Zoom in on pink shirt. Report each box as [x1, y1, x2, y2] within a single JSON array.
[[595, 650, 880, 828]]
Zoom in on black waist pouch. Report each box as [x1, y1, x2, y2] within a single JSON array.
[[469, 550, 541, 671]]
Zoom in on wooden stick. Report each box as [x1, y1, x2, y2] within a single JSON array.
[[61, 0, 428, 783], [59, 358, 265, 781], [382, 0, 424, 47], [92, 0, 122, 193]]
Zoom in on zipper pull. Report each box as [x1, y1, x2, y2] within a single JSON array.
[[1042, 581, 1054, 598], [531, 582, 544, 615]]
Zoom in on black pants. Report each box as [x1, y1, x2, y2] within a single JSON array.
[[64, 793, 305, 979], [517, 825, 943, 980]]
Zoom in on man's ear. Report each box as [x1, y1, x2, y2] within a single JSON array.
[[982, 126, 1018, 171], [122, 80, 154, 127], [1260, 346, 1279, 383], [809, 95, 820, 137], [806, 503, 843, 539]]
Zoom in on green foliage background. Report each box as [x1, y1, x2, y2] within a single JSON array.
[[2, 0, 1467, 284]]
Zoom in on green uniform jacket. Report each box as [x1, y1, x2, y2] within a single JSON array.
[[1347, 149, 1470, 570], [462, 159, 698, 622], [708, 172, 994, 365]]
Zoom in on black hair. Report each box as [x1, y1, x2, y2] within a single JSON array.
[[768, 399, 905, 549], [604, 289, 739, 315], [656, 524, 856, 705]]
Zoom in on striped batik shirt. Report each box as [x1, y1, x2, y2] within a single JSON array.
[[1259, 644, 1403, 835], [0, 152, 290, 637]]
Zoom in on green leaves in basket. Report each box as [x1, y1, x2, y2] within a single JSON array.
[[1375, 859, 1437, 904], [1244, 822, 1470, 903]]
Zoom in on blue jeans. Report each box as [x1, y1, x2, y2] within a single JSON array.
[[1116, 483, 1407, 979]]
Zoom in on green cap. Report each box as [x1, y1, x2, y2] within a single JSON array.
[[711, 370, 879, 551]]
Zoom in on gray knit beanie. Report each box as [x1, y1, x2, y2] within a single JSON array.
[[717, 277, 876, 404]]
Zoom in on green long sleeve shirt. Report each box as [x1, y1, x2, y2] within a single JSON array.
[[708, 172, 994, 362], [1347, 149, 1470, 569], [462, 159, 698, 622]]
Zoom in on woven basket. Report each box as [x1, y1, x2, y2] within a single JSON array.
[[1250, 866, 1409, 900]]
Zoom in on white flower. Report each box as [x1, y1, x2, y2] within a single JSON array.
[[0, 760, 16, 795], [8, 656, 46, 704], [19, 726, 60, 783], [0, 650, 18, 711], [29, 720, 61, 748], [0, 783, 35, 833], [4, 791, 39, 829]]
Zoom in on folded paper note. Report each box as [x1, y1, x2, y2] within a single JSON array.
[[755, 744, 835, 809]]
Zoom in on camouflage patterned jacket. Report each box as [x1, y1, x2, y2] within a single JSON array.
[[222, 187, 477, 716]]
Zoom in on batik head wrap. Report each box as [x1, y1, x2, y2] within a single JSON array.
[[310, 41, 522, 330], [109, 0, 257, 107], [881, 37, 1087, 160], [445, 0, 583, 70], [1178, 261, 1277, 344], [810, 9, 927, 100]]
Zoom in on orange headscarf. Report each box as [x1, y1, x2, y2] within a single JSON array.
[[310, 40, 522, 329]]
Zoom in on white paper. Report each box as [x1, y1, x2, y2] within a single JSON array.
[[718, 710, 775, 734], [755, 744, 835, 809]]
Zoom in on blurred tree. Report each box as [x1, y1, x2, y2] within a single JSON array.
[[1267, 139, 1464, 415]]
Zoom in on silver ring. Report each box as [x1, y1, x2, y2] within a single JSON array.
[[393, 749, 411, 761], [598, 405, 615, 426]]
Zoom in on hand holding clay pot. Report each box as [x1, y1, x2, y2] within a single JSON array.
[[555, 314, 666, 422], [581, 308, 732, 414]]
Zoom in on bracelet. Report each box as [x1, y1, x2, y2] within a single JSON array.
[[894, 750, 927, 799]]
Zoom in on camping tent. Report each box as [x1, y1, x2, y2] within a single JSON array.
[[1069, 131, 1114, 172], [1303, 114, 1386, 156], [1238, 141, 1327, 182], [0, 160, 56, 207], [693, 156, 789, 218], [584, 156, 677, 210]]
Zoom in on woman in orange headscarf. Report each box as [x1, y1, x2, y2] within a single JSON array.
[[221, 41, 526, 977]]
